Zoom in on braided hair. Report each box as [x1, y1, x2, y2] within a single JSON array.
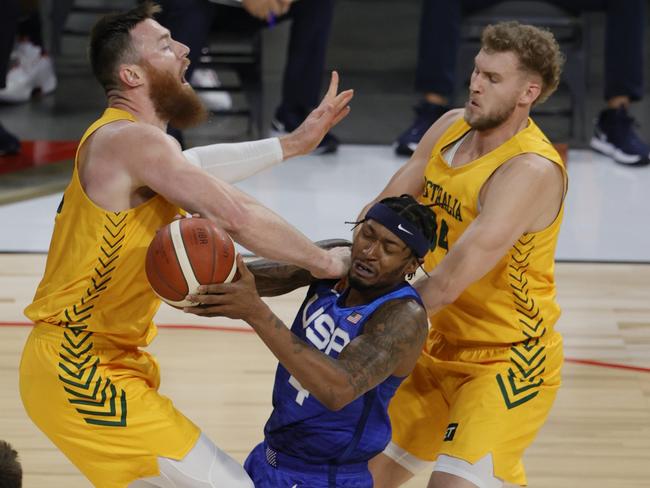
[[378, 194, 438, 256]]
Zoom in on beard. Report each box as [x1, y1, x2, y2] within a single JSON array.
[[347, 264, 409, 293], [347, 272, 374, 292], [143, 62, 207, 130], [464, 97, 517, 131]]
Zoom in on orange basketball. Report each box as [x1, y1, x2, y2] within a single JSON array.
[[145, 217, 237, 307]]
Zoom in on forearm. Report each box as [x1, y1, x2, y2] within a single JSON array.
[[415, 226, 511, 315], [183, 138, 284, 183], [247, 258, 313, 296], [249, 303, 353, 410], [248, 239, 350, 296], [229, 202, 334, 277]]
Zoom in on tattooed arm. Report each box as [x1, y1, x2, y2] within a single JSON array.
[[248, 238, 351, 297], [186, 256, 428, 411]]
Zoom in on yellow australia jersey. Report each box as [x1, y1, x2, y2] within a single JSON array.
[[419, 116, 566, 346], [24, 108, 180, 347]]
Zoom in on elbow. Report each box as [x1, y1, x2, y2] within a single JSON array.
[[320, 395, 349, 412], [314, 385, 355, 412], [439, 288, 458, 308]]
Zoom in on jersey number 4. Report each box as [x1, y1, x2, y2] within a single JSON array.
[[431, 213, 449, 252], [289, 375, 310, 405]]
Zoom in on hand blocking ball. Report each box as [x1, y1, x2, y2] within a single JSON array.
[[145, 218, 237, 307]]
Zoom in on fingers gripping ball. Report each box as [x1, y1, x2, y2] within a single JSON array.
[[145, 218, 237, 307]]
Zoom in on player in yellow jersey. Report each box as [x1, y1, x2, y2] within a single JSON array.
[[365, 22, 567, 488], [19, 3, 353, 487]]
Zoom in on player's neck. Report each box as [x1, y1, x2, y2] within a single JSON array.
[[344, 283, 400, 307], [107, 90, 167, 131], [470, 111, 530, 156]]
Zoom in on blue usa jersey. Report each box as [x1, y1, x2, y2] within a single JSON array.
[[264, 280, 423, 465]]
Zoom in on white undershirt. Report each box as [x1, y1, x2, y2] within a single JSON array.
[[442, 132, 470, 167]]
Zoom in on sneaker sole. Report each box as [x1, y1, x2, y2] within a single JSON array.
[[589, 136, 644, 165]]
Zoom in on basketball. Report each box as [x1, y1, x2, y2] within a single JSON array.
[[145, 217, 237, 307]]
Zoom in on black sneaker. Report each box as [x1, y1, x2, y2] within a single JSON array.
[[590, 107, 650, 166], [0, 123, 20, 156], [271, 109, 340, 155], [395, 102, 449, 156]]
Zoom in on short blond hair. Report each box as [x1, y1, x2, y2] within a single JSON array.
[[481, 21, 564, 104]]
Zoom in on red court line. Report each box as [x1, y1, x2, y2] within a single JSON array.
[[564, 358, 650, 374], [2, 321, 649, 373]]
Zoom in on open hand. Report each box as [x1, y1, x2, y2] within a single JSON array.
[[280, 71, 354, 158]]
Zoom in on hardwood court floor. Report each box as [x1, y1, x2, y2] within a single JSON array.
[[1, 254, 649, 487]]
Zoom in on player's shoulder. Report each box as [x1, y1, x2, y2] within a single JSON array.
[[369, 296, 428, 330], [93, 120, 180, 160], [486, 152, 565, 207], [413, 108, 465, 159], [500, 152, 563, 182], [362, 297, 428, 350], [439, 108, 465, 126], [426, 108, 464, 137]]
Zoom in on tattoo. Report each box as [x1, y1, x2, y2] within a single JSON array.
[[261, 306, 307, 355], [248, 259, 313, 297], [336, 299, 428, 398], [247, 239, 351, 297]]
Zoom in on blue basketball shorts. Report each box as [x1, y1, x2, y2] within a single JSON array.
[[243, 441, 374, 488]]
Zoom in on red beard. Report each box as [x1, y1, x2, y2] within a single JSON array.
[[143, 62, 207, 129]]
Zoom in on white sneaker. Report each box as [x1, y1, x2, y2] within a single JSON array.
[[190, 68, 232, 111], [0, 41, 57, 103]]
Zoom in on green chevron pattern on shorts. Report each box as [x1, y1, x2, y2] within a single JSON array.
[[496, 371, 542, 409], [55, 212, 129, 427]]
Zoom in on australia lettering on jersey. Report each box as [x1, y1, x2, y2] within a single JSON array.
[[422, 177, 463, 222]]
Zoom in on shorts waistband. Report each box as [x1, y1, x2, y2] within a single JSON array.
[[264, 442, 368, 475], [30, 322, 130, 350], [430, 328, 562, 349]]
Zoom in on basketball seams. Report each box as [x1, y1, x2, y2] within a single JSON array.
[[222, 234, 238, 284], [170, 220, 201, 304], [208, 224, 218, 283], [145, 224, 188, 301], [146, 218, 236, 307], [147, 248, 186, 299]]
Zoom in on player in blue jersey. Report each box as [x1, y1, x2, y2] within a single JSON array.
[[185, 194, 438, 487]]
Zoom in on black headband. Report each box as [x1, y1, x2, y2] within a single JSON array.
[[365, 203, 430, 259]]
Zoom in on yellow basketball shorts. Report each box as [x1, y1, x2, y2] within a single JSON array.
[[388, 329, 563, 486], [19, 324, 201, 488]]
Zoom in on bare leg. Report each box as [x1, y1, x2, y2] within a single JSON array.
[[427, 472, 480, 488], [369, 453, 415, 488]]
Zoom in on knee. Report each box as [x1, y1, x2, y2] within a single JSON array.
[[369, 454, 414, 488]]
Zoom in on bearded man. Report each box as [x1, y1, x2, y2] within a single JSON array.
[[18, 3, 353, 487]]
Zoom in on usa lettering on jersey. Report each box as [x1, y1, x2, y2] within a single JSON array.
[[289, 294, 353, 405]]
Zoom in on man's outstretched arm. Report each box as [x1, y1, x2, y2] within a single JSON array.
[[247, 239, 351, 297]]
